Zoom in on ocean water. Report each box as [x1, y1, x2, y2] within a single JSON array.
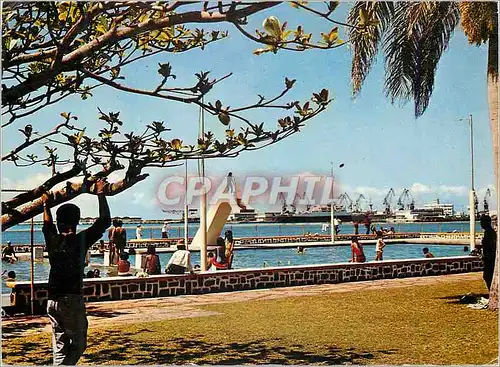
[[1, 243, 469, 294], [1, 221, 481, 245]]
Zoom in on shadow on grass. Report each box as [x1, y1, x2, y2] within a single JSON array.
[[2, 319, 48, 338], [83, 330, 398, 365], [2, 337, 52, 365], [2, 327, 397, 365], [86, 305, 128, 319], [439, 293, 489, 305]]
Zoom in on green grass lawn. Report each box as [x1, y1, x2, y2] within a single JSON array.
[[3, 277, 498, 365]]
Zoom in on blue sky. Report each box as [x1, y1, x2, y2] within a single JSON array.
[[1, 3, 496, 219]]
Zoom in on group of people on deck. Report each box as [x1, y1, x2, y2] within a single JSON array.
[[108, 230, 236, 276]]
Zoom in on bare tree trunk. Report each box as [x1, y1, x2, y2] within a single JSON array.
[[487, 11, 499, 310]]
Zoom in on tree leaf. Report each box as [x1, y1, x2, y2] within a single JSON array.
[[218, 112, 230, 126], [253, 48, 270, 56], [263, 16, 281, 39], [327, 1, 339, 13]]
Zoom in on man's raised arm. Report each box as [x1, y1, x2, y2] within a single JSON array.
[[84, 181, 112, 246], [41, 193, 57, 243], [97, 194, 111, 228]]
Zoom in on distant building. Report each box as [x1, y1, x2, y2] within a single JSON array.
[[228, 209, 257, 222], [423, 199, 454, 217]]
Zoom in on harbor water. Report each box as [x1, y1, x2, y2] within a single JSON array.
[[2, 221, 482, 245]]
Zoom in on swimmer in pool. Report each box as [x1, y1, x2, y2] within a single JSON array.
[[296, 246, 306, 254]]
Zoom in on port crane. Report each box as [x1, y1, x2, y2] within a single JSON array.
[[383, 188, 395, 215], [294, 191, 312, 212], [278, 193, 288, 214], [290, 192, 299, 214], [338, 192, 353, 212], [483, 188, 491, 213], [302, 191, 312, 212], [353, 194, 366, 212], [397, 189, 415, 210], [368, 197, 374, 212]]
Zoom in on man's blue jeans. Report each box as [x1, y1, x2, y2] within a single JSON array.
[[47, 295, 88, 365]]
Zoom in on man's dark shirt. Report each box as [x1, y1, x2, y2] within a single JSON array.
[[43, 219, 108, 298], [482, 227, 497, 265]]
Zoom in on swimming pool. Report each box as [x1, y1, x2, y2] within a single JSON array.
[[1, 243, 469, 294]]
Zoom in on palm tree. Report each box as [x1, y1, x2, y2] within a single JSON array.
[[346, 2, 498, 309]]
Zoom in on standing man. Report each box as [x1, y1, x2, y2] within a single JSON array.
[[480, 214, 497, 291], [226, 172, 236, 195], [353, 222, 359, 235], [111, 220, 127, 263], [42, 181, 111, 365], [161, 221, 169, 239], [108, 219, 119, 265], [374, 231, 386, 261], [136, 224, 143, 240], [334, 218, 341, 235]]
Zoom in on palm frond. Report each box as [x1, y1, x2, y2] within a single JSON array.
[[382, 2, 460, 117], [382, 3, 416, 105], [348, 1, 395, 97]]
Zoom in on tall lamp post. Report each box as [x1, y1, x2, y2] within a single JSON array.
[[330, 162, 344, 244], [199, 101, 208, 270], [184, 159, 189, 248], [461, 114, 476, 250], [468, 114, 476, 251]]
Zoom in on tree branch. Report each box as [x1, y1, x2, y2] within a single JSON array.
[[2, 119, 74, 162], [2, 2, 280, 105], [1, 171, 148, 231]]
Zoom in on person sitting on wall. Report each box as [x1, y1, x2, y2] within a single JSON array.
[[98, 240, 106, 254], [144, 245, 161, 275], [422, 248, 435, 258], [165, 240, 193, 275], [2, 241, 18, 263], [117, 252, 132, 276], [209, 237, 231, 270], [205, 252, 215, 270], [93, 269, 101, 278]]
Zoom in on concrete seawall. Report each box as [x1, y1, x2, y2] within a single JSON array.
[[8, 255, 482, 315]]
